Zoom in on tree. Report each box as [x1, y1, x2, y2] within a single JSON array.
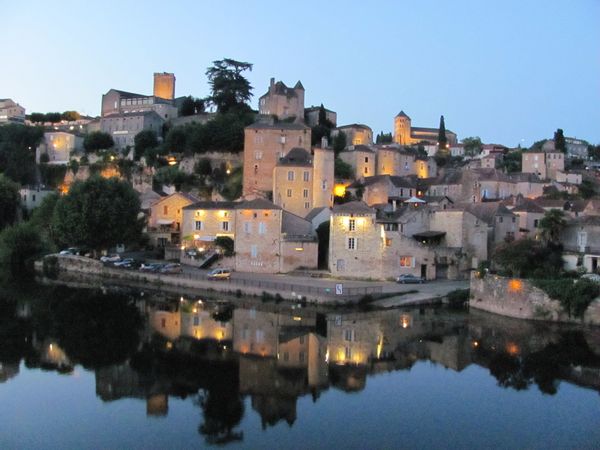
[[438, 115, 448, 151], [0, 175, 20, 230], [538, 209, 567, 245], [0, 222, 47, 275], [493, 238, 563, 278], [0, 124, 43, 184], [554, 129, 566, 153], [461, 136, 482, 156], [29, 192, 60, 245], [588, 144, 600, 161], [376, 132, 393, 144], [205, 59, 253, 113], [83, 131, 114, 153], [133, 130, 158, 160], [52, 177, 144, 253], [334, 157, 353, 179], [61, 111, 81, 121], [45, 112, 62, 123], [195, 158, 212, 176], [179, 96, 205, 116], [333, 131, 347, 156], [578, 180, 596, 199], [499, 150, 522, 173], [28, 112, 46, 123]]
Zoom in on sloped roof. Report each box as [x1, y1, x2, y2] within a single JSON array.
[[341, 145, 375, 154], [152, 191, 200, 208], [461, 202, 515, 224], [277, 148, 312, 166], [396, 110, 411, 119], [246, 121, 309, 130], [332, 201, 374, 214], [305, 207, 330, 222], [511, 199, 546, 214], [336, 123, 372, 131], [183, 200, 238, 211], [237, 198, 282, 210]]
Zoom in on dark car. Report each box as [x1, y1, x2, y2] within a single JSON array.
[[140, 263, 164, 273], [396, 274, 425, 284], [160, 263, 182, 274]]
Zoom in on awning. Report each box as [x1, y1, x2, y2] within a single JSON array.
[[157, 219, 174, 225], [404, 196, 426, 204]]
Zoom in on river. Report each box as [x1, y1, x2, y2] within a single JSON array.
[[0, 283, 599, 449]]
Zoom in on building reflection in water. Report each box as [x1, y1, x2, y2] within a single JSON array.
[[1, 287, 600, 443]]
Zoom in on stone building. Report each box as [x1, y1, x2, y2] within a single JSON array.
[[242, 120, 311, 197], [522, 150, 565, 180], [508, 199, 546, 240], [393, 111, 457, 146], [304, 105, 337, 127], [339, 145, 376, 180], [20, 186, 55, 211], [461, 202, 518, 245], [153, 72, 175, 100], [36, 131, 83, 164], [561, 216, 600, 274], [374, 145, 436, 179], [100, 110, 165, 150], [181, 198, 317, 273], [331, 124, 373, 146], [258, 78, 305, 122], [147, 192, 200, 247], [101, 88, 177, 120], [0, 98, 25, 125], [348, 175, 420, 207], [272, 147, 334, 217]]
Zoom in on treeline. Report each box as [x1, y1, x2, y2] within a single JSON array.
[[28, 111, 82, 123], [0, 124, 44, 185]]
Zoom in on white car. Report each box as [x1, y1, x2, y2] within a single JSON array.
[[100, 254, 121, 263]]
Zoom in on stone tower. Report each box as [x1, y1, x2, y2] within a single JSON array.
[[312, 145, 335, 209], [153, 72, 176, 100], [393, 110, 412, 145]]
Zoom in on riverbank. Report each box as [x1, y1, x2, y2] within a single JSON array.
[[35, 255, 467, 306], [469, 272, 600, 326]]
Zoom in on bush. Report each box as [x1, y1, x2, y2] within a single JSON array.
[[447, 289, 470, 307], [43, 255, 60, 279], [214, 236, 234, 257], [533, 278, 599, 318]]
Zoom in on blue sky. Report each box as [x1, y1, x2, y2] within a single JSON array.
[[2, 0, 599, 146]]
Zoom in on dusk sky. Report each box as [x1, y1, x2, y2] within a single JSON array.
[[2, 0, 599, 146]]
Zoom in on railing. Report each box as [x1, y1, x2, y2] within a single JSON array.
[[104, 266, 382, 299]]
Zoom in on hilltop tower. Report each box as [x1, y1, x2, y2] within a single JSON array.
[[393, 111, 411, 145], [153, 72, 176, 100]]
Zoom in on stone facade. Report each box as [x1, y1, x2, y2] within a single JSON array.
[[339, 145, 376, 180], [148, 192, 199, 246], [304, 106, 337, 127], [242, 121, 311, 197], [101, 110, 164, 150], [20, 186, 55, 211], [470, 273, 600, 326], [36, 131, 83, 164], [522, 151, 565, 180], [101, 88, 177, 120], [153, 72, 175, 100], [258, 78, 304, 122], [0, 98, 25, 124], [331, 124, 373, 146]]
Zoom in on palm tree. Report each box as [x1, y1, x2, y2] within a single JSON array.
[[538, 209, 567, 244]]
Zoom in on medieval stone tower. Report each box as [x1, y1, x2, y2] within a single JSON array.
[[312, 145, 335, 208], [393, 111, 412, 145], [153, 72, 176, 100]]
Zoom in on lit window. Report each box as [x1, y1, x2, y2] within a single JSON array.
[[163, 205, 168, 215], [400, 256, 413, 267]]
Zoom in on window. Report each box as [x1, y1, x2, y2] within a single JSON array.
[[348, 237, 356, 250], [222, 221, 229, 231], [348, 219, 356, 231], [364, 167, 368, 174], [533, 219, 539, 228], [244, 222, 252, 233], [383, 223, 398, 231], [322, 181, 327, 190], [345, 346, 352, 359], [304, 202, 310, 209], [193, 316, 200, 326], [287, 170, 294, 181], [400, 256, 413, 267], [283, 352, 289, 362], [303, 171, 310, 182], [287, 189, 293, 197], [254, 150, 263, 160], [385, 238, 392, 247], [258, 222, 266, 235], [163, 205, 168, 215], [299, 351, 305, 363], [365, 157, 369, 163], [512, 217, 516, 223], [344, 329, 355, 341], [303, 189, 309, 198], [251, 245, 258, 258], [499, 217, 503, 223], [256, 329, 265, 343], [195, 221, 203, 231]]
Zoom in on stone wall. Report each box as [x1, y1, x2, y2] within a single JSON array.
[[470, 273, 600, 326]]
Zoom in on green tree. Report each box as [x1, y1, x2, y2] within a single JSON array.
[[0, 222, 47, 275], [28, 112, 46, 123], [84, 131, 114, 153], [578, 180, 596, 199], [133, 130, 158, 160], [45, 112, 62, 123], [461, 136, 482, 156], [52, 177, 144, 253], [205, 59, 253, 113], [165, 127, 188, 152], [61, 111, 81, 121], [30, 192, 60, 245], [438, 115, 448, 151], [179, 96, 205, 116], [0, 124, 43, 184], [195, 158, 212, 176], [375, 132, 393, 144], [333, 131, 347, 156], [538, 209, 567, 245], [0, 175, 20, 230], [499, 150, 522, 173], [493, 238, 563, 278], [529, 139, 546, 152], [588, 144, 600, 161], [554, 128, 566, 153], [334, 157, 353, 179]]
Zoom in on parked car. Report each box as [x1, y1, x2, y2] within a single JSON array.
[[207, 268, 232, 280], [140, 263, 164, 273], [113, 258, 135, 268], [396, 274, 425, 284], [160, 263, 182, 274], [101, 254, 121, 263], [59, 248, 80, 256]]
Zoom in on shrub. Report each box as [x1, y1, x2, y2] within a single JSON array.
[[43, 255, 60, 279], [533, 278, 599, 318]]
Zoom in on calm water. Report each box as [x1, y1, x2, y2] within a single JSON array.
[[0, 284, 599, 449]]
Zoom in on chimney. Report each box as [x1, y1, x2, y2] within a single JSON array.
[[270, 77, 275, 88], [321, 136, 328, 148]]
